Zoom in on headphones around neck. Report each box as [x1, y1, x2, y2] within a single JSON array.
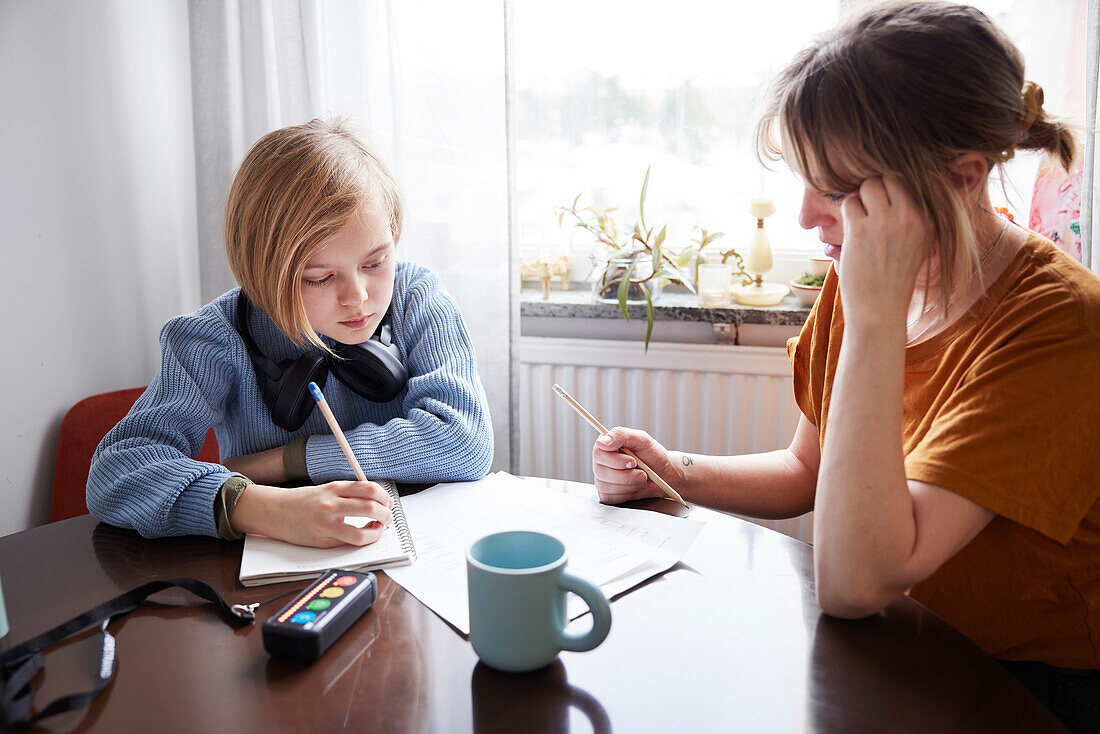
[[235, 291, 409, 432]]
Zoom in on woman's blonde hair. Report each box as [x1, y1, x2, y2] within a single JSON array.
[[755, 0, 1076, 313], [225, 116, 405, 349]]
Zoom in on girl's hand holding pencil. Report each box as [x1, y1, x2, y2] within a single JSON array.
[[307, 381, 394, 532], [224, 383, 394, 549], [232, 480, 393, 549]]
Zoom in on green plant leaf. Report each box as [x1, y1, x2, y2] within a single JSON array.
[[657, 265, 694, 292], [617, 260, 636, 321], [639, 165, 651, 232], [676, 248, 696, 268], [643, 287, 654, 352], [652, 225, 666, 272]]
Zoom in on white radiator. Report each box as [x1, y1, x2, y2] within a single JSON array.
[[519, 336, 814, 544]]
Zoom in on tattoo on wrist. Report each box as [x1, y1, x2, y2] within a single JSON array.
[[681, 455, 694, 467]]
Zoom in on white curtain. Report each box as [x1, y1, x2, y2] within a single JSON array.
[[187, 0, 514, 469], [188, 0, 322, 300], [1085, 0, 1099, 273]]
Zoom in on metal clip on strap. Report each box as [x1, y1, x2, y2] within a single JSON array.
[[230, 602, 260, 621]]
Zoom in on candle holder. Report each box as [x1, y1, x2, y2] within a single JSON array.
[[732, 199, 789, 306], [520, 256, 571, 299]]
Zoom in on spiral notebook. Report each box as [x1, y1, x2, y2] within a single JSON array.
[[238, 479, 416, 587]]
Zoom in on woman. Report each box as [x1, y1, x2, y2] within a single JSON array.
[[592, 2, 1100, 729]]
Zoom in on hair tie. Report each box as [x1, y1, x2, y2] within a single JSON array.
[[1020, 81, 1044, 130]]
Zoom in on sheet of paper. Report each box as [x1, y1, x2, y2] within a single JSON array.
[[385, 472, 704, 634]]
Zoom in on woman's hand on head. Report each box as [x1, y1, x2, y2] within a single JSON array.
[[229, 480, 394, 548], [838, 175, 933, 328], [591, 427, 677, 504]]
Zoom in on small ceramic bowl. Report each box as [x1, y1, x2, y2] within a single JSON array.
[[808, 255, 833, 278], [789, 279, 823, 307]]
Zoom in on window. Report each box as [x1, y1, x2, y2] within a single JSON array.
[[513, 1, 1085, 274]]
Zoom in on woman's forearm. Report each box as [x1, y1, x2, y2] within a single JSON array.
[[814, 323, 914, 616], [671, 447, 816, 519]]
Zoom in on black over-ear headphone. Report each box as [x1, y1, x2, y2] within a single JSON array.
[[235, 291, 409, 432]]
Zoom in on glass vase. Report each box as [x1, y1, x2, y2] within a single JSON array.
[[592, 255, 659, 304], [696, 262, 733, 307]]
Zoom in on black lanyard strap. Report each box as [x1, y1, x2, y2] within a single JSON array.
[[0, 577, 256, 728]]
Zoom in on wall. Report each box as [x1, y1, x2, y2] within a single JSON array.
[[0, 2, 199, 536]]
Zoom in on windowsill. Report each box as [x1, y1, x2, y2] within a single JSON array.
[[519, 284, 811, 347], [520, 284, 810, 325]]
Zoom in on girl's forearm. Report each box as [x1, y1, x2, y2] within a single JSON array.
[[669, 448, 816, 519], [228, 482, 281, 536], [814, 323, 914, 616], [223, 446, 287, 485]]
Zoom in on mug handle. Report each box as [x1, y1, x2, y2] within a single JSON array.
[[553, 573, 611, 652]]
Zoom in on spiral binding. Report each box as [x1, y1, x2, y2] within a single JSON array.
[[383, 480, 417, 561]]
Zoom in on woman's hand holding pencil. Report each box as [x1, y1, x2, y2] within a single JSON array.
[[551, 383, 687, 507], [590, 426, 687, 506]]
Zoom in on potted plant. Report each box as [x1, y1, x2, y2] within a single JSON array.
[[555, 166, 710, 350]]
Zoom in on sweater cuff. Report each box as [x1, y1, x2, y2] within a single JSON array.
[[215, 474, 251, 541], [284, 436, 310, 483]]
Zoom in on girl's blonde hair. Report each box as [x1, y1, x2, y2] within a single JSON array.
[[755, 0, 1076, 312], [225, 116, 405, 349]]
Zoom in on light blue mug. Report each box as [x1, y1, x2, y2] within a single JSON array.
[[467, 531, 612, 673]]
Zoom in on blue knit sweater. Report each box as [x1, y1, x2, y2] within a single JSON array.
[[87, 262, 493, 539]]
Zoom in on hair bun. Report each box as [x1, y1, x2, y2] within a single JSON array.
[[1021, 81, 1045, 129]]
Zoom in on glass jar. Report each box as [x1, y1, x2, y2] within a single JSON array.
[[696, 262, 733, 307], [592, 255, 658, 304]]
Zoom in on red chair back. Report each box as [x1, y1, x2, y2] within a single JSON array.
[[50, 387, 220, 522]]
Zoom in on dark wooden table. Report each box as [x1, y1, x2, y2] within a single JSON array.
[[0, 480, 1064, 733]]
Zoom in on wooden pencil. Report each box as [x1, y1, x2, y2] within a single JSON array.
[[308, 382, 368, 482], [551, 383, 688, 507]]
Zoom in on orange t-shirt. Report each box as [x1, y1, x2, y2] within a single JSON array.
[[788, 233, 1100, 669]]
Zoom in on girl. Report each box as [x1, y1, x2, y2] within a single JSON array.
[[88, 117, 493, 549], [591, 2, 1099, 729]]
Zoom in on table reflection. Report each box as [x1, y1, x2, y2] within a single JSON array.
[[472, 659, 610, 733], [92, 521, 238, 589], [806, 604, 1064, 732]]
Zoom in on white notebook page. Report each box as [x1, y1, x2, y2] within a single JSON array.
[[385, 472, 704, 634]]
